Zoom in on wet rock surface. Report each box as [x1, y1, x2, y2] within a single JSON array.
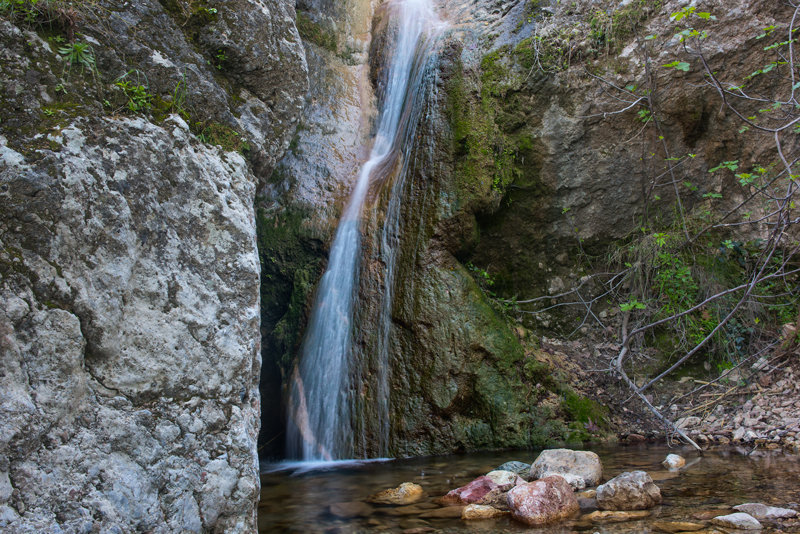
[[733, 503, 798, 520], [440, 476, 499, 505], [368, 482, 425, 505], [711, 512, 763, 530], [597, 471, 663, 511], [506, 475, 580, 526], [259, 445, 800, 532]]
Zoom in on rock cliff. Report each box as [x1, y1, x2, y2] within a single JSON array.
[[261, 0, 791, 457], [0, 0, 306, 531]]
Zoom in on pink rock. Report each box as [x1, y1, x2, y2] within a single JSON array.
[[441, 476, 499, 505], [506, 475, 579, 526]]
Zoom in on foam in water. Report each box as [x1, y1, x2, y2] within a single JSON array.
[[286, 0, 444, 461]]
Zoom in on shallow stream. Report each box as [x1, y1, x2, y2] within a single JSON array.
[[258, 444, 800, 533]]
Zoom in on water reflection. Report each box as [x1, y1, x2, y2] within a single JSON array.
[[259, 444, 800, 533]]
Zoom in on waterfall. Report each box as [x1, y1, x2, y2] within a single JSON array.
[[286, 0, 445, 461]]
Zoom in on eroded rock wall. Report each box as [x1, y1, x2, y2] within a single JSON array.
[[0, 0, 306, 531]]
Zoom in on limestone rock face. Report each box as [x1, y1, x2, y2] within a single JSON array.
[[530, 449, 603, 487], [597, 471, 662, 511], [1, 116, 262, 532], [506, 475, 579, 526], [0, 0, 308, 531]]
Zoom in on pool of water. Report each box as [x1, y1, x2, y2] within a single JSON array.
[[258, 444, 800, 533]]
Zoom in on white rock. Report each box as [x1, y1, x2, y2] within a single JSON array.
[[711, 512, 762, 530], [530, 449, 603, 486], [661, 454, 685, 470], [733, 503, 798, 520], [676, 416, 701, 429], [485, 470, 525, 490]]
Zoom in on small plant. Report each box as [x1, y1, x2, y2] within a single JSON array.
[[170, 72, 189, 118], [115, 71, 153, 113], [194, 121, 250, 153], [58, 41, 97, 76], [214, 49, 227, 70]]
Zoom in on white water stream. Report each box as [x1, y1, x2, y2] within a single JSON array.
[[287, 0, 444, 461]]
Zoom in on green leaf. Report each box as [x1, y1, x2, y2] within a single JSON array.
[[620, 299, 647, 312], [662, 61, 691, 72], [709, 160, 739, 173]]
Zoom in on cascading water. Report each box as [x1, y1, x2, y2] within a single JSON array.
[[286, 0, 445, 461]]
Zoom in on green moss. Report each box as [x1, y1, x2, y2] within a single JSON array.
[[445, 47, 538, 210], [561, 390, 607, 426], [295, 11, 337, 53], [193, 121, 250, 153], [256, 203, 324, 373]]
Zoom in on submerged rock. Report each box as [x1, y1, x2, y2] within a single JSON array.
[[462, 504, 508, 520], [662, 454, 686, 470], [329, 501, 373, 518], [733, 503, 798, 520], [597, 471, 662, 510], [506, 475, 579, 526], [585, 510, 651, 522], [530, 449, 602, 486], [651, 520, 708, 532], [578, 497, 599, 513], [368, 483, 424, 505], [711, 512, 763, 530], [419, 506, 465, 519]]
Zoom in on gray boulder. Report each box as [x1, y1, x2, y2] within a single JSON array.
[[530, 449, 603, 486], [597, 471, 662, 511]]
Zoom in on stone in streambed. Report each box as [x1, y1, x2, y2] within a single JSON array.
[[651, 520, 707, 532], [530, 449, 603, 486], [497, 461, 532, 480], [506, 475, 579, 526], [578, 497, 598, 513], [440, 476, 499, 505], [543, 472, 586, 490], [733, 503, 798, 520], [711, 512, 762, 530], [461, 504, 508, 520], [597, 471, 662, 510], [329, 501, 373, 518], [585, 510, 651, 522], [367, 483, 424, 505], [484, 470, 525, 490], [419, 506, 465, 519], [662, 454, 686, 469]]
